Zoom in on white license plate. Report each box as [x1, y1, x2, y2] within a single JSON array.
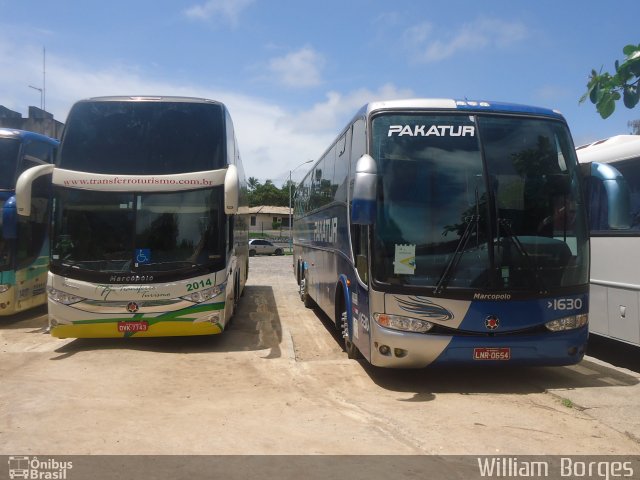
[[473, 347, 511, 360]]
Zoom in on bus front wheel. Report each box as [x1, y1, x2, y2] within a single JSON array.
[[338, 303, 361, 360]]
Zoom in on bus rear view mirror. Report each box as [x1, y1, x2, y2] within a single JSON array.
[[351, 154, 377, 225], [224, 164, 239, 215], [591, 162, 631, 230], [2, 196, 17, 240], [15, 164, 54, 217]]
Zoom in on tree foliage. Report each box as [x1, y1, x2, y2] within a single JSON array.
[[246, 177, 295, 207], [581, 43, 640, 119]]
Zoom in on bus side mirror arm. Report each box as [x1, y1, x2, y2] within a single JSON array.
[[15, 164, 54, 217], [224, 164, 239, 215], [351, 154, 377, 225]]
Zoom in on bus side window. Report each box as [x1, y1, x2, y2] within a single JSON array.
[[351, 224, 368, 285]]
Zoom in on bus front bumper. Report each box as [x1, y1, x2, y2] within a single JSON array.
[[369, 323, 588, 368], [48, 300, 226, 338]]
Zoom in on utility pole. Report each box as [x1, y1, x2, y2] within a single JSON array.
[[27, 47, 46, 111]]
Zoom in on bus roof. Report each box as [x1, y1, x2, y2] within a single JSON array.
[[575, 135, 640, 164], [0, 127, 58, 145], [356, 98, 565, 121], [73, 96, 225, 107]]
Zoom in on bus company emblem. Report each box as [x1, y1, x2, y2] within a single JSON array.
[[485, 315, 500, 330], [387, 124, 475, 137], [395, 296, 453, 321], [126, 302, 140, 313]]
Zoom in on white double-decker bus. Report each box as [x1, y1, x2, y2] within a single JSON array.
[[17, 96, 248, 337], [577, 135, 640, 349], [294, 99, 590, 368]]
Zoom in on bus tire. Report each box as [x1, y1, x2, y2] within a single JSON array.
[[337, 292, 361, 360], [234, 274, 240, 307], [300, 273, 314, 308]]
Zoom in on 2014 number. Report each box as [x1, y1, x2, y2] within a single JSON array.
[[186, 278, 213, 292]]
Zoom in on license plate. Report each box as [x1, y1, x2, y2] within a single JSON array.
[[473, 347, 511, 360], [117, 321, 149, 333]]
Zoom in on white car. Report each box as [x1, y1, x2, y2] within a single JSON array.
[[248, 239, 284, 256]]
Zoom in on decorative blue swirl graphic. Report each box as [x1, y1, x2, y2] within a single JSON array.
[[395, 296, 454, 321]]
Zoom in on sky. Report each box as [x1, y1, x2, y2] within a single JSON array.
[[1, 0, 638, 184]]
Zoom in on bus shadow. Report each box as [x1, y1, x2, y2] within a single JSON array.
[[360, 358, 639, 399], [0, 305, 48, 330], [308, 307, 640, 398], [587, 334, 640, 373], [50, 285, 282, 359]]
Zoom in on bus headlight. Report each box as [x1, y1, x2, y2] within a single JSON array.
[[0, 284, 10, 294], [47, 287, 85, 305], [373, 313, 434, 333], [180, 286, 222, 304], [545, 314, 588, 332]]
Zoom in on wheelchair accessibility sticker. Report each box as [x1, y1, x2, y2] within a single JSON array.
[[135, 248, 151, 265]]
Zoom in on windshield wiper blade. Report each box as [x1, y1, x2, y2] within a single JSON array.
[[497, 219, 548, 295], [433, 214, 479, 295]]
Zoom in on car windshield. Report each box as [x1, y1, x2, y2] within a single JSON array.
[[370, 113, 589, 293]]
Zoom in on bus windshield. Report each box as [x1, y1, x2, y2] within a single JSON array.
[[0, 198, 11, 270], [0, 138, 20, 190], [59, 100, 225, 174], [51, 188, 226, 279], [371, 113, 589, 293]]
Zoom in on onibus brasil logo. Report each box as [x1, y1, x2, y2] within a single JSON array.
[[8, 456, 73, 479]]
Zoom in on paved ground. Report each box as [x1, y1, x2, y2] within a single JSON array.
[[0, 255, 639, 455]]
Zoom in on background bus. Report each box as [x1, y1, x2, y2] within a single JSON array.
[[577, 135, 640, 349], [293, 98, 590, 368], [0, 128, 58, 315], [16, 96, 248, 338]]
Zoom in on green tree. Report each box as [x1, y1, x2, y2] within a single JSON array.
[[247, 177, 260, 192], [581, 44, 640, 119], [246, 179, 292, 207]]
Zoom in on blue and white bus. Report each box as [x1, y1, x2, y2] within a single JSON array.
[[16, 96, 248, 338], [0, 128, 58, 315], [293, 99, 589, 367]]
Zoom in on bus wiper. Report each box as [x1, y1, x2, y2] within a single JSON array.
[[136, 261, 204, 272], [497, 219, 548, 295], [434, 214, 479, 295]]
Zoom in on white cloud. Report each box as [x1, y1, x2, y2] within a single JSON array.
[[184, 0, 254, 26], [404, 17, 528, 63], [403, 22, 433, 46], [268, 47, 325, 88], [283, 83, 415, 135], [0, 35, 412, 183]]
